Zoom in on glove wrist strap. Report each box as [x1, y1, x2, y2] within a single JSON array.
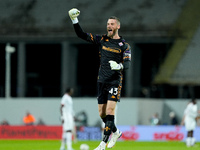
[[72, 18, 78, 24], [119, 63, 123, 69]]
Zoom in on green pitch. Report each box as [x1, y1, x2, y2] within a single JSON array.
[[0, 140, 199, 150]]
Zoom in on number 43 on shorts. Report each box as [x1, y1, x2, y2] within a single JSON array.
[[109, 88, 118, 95]]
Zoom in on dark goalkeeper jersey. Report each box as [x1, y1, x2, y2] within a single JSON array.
[[73, 23, 131, 85]]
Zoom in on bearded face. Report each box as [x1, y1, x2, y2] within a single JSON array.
[[107, 19, 120, 38]]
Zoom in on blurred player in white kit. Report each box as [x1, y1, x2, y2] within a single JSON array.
[[60, 88, 75, 150], [181, 98, 198, 147]]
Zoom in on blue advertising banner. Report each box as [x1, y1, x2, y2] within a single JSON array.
[[77, 126, 200, 141]]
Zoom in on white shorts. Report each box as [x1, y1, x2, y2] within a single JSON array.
[[63, 114, 74, 131], [185, 117, 196, 131]]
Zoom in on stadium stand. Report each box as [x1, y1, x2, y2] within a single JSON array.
[[1, 0, 200, 98], [0, 0, 187, 37], [171, 26, 200, 84], [153, 0, 200, 84]]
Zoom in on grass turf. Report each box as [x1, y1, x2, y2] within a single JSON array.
[[0, 140, 199, 150]]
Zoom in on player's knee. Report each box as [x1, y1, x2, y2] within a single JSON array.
[[100, 113, 106, 119], [106, 106, 116, 115], [98, 109, 106, 118], [104, 121, 113, 135]]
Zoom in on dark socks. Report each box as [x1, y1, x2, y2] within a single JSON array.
[[102, 115, 117, 132], [102, 115, 117, 143]]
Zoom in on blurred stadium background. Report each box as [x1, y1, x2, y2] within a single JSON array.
[[0, 0, 200, 143]]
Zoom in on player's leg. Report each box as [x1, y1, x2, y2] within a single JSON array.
[[106, 84, 122, 148], [63, 115, 74, 150], [185, 119, 196, 147], [94, 83, 108, 150], [185, 119, 192, 147], [72, 124, 77, 143], [60, 129, 66, 150], [190, 130, 196, 146], [94, 104, 107, 150], [98, 104, 107, 118], [186, 130, 192, 147], [103, 101, 116, 142], [95, 107, 116, 150], [96, 100, 119, 149], [106, 100, 117, 132], [95, 83, 121, 150], [98, 104, 107, 139], [66, 130, 73, 150], [60, 131, 73, 150], [191, 120, 197, 146], [97, 82, 108, 129], [106, 101, 122, 148], [99, 104, 117, 133], [190, 120, 196, 146]]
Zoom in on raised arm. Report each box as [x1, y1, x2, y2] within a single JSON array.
[[69, 8, 102, 44], [68, 8, 87, 39]]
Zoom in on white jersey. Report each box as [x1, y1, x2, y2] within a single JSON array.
[[61, 93, 74, 131], [184, 102, 198, 131], [61, 94, 74, 116], [184, 103, 198, 119]]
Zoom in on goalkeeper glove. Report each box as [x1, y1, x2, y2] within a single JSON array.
[[109, 60, 123, 70], [68, 8, 80, 24]]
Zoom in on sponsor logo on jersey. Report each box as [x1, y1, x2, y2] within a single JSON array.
[[118, 42, 123, 46], [102, 46, 121, 53]]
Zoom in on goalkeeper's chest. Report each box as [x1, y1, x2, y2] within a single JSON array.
[[100, 41, 125, 54]]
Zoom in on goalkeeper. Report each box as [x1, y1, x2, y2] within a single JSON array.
[[68, 8, 131, 150]]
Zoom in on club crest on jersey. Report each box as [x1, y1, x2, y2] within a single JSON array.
[[118, 42, 123, 46]]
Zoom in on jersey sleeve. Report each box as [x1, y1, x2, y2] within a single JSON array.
[[73, 23, 102, 44], [122, 43, 131, 70], [61, 96, 65, 105]]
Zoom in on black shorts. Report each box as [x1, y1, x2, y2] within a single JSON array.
[[97, 82, 122, 104]]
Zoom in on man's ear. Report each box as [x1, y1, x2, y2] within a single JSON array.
[[117, 24, 120, 30]]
